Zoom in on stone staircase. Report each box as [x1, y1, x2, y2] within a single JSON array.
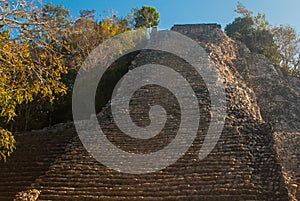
[[0, 24, 291, 200], [32, 47, 288, 200], [0, 127, 75, 200], [29, 117, 287, 200]]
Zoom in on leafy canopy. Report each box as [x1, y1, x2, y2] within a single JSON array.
[[0, 0, 69, 161], [0, 1, 160, 162], [226, 2, 300, 77], [225, 3, 281, 66], [133, 6, 160, 28]]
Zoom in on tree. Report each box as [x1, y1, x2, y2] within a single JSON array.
[[253, 29, 281, 65], [49, 11, 134, 125], [226, 3, 281, 65], [0, 0, 69, 161], [228, 2, 300, 77], [0, 31, 16, 161], [225, 16, 254, 42], [0, 128, 15, 162], [42, 3, 70, 25], [66, 11, 129, 70], [79, 9, 96, 20], [133, 6, 160, 28], [272, 25, 300, 76], [12, 3, 73, 131], [234, 2, 253, 17], [0, 0, 146, 161], [253, 13, 270, 31]]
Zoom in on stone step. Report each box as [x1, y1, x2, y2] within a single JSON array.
[[38, 194, 259, 201]]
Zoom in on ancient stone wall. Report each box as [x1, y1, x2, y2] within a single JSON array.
[[171, 24, 225, 42], [233, 33, 300, 200], [195, 23, 300, 200], [0, 23, 295, 201], [275, 132, 300, 200]]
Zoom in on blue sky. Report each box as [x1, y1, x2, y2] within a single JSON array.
[[44, 0, 300, 32]]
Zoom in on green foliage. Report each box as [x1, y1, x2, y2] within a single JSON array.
[[42, 3, 70, 19], [225, 16, 254, 42], [227, 2, 300, 76], [133, 6, 160, 28], [253, 13, 270, 31], [225, 10, 280, 65]]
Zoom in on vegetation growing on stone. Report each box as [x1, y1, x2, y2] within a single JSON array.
[[0, 0, 159, 161], [0, 0, 299, 164], [226, 2, 300, 77]]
